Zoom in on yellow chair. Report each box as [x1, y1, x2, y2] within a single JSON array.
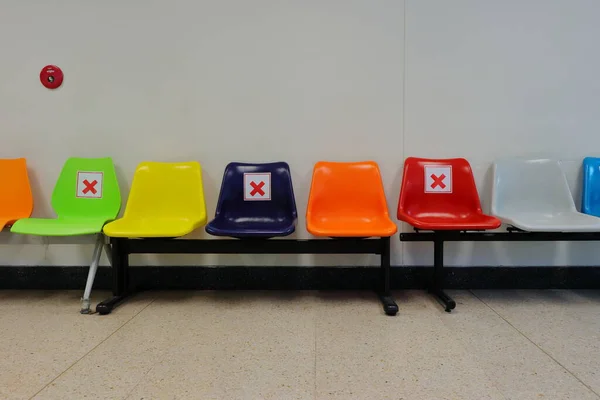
[[103, 162, 207, 238]]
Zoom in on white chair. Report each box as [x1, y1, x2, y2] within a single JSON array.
[[492, 158, 600, 232]]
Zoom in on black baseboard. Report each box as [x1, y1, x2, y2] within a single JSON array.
[[0, 266, 599, 290]]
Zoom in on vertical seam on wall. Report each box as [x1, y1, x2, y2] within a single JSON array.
[[401, 0, 407, 267], [43, 237, 49, 264]]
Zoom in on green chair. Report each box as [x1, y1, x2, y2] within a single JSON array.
[[11, 157, 121, 313]]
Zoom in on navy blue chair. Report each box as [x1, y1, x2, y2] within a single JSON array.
[[205, 162, 298, 238]]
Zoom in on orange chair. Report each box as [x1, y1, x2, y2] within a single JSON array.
[[0, 158, 33, 230], [306, 161, 397, 237]]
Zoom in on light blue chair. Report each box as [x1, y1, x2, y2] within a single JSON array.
[[582, 157, 600, 217]]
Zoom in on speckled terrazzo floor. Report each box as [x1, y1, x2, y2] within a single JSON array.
[[0, 290, 599, 400]]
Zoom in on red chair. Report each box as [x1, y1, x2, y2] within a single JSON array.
[[397, 157, 500, 230]]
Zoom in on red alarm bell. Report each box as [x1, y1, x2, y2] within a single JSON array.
[[40, 65, 63, 89]]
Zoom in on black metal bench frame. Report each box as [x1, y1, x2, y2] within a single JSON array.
[[400, 228, 600, 312], [96, 237, 398, 316]]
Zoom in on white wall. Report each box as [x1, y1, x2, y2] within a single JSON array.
[[0, 0, 599, 267], [403, 0, 600, 266]]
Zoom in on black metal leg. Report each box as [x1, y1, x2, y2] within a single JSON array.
[[378, 237, 398, 316], [430, 238, 456, 312], [96, 238, 131, 315]]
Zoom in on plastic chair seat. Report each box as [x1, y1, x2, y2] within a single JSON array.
[[206, 216, 296, 238], [401, 212, 501, 231], [10, 217, 112, 236], [308, 215, 397, 237], [492, 158, 600, 232], [103, 217, 200, 238], [497, 211, 600, 232], [103, 162, 207, 239], [0, 158, 33, 230], [206, 162, 298, 239], [582, 157, 600, 217], [397, 158, 501, 232], [10, 158, 120, 237], [306, 161, 397, 238]]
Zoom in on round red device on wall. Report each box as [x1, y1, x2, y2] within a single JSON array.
[[40, 65, 63, 89]]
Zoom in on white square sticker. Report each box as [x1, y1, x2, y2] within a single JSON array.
[[244, 172, 271, 201], [425, 166, 452, 193], [76, 171, 103, 198]]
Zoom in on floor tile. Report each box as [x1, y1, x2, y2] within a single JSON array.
[[441, 290, 599, 400], [0, 290, 154, 400], [473, 289, 600, 397], [34, 291, 317, 400], [315, 291, 506, 400], [6, 289, 600, 400]]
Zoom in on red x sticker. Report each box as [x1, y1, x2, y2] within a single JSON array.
[[244, 172, 271, 201], [250, 181, 265, 196], [430, 174, 446, 189], [82, 179, 98, 194], [425, 166, 452, 193], [77, 172, 104, 198]]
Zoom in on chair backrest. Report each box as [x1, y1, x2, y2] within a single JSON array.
[[307, 161, 390, 217], [52, 157, 121, 219], [123, 161, 206, 221], [492, 158, 576, 216], [0, 158, 33, 222], [397, 157, 484, 219], [581, 157, 600, 217], [214, 162, 297, 219]]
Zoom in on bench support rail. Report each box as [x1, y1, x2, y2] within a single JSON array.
[[96, 237, 398, 316]]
